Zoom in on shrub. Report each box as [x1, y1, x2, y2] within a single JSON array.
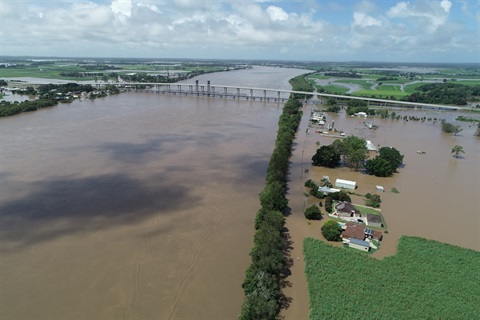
[[365, 193, 381, 208], [324, 196, 333, 213], [304, 179, 317, 189], [321, 220, 342, 241], [304, 205, 322, 220], [329, 190, 351, 202]]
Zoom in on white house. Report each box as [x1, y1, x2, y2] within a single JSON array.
[[335, 178, 356, 190]]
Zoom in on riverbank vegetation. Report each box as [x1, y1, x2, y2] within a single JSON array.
[[0, 99, 57, 117], [289, 73, 315, 99], [240, 98, 303, 319], [0, 83, 121, 117], [304, 236, 480, 319]]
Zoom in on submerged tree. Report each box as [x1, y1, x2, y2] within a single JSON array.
[[312, 145, 341, 168], [451, 145, 465, 158], [441, 120, 463, 136]]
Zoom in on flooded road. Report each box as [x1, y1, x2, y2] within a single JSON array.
[[1, 66, 478, 319]]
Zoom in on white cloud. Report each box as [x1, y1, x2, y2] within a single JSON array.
[[0, 0, 475, 62], [111, 0, 132, 17], [440, 0, 452, 13], [352, 12, 381, 28], [387, 1, 451, 33], [266, 6, 289, 22]]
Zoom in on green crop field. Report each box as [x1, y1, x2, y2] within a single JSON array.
[[0, 65, 98, 80], [335, 79, 372, 88], [321, 85, 350, 94], [402, 82, 429, 94], [304, 236, 480, 319]]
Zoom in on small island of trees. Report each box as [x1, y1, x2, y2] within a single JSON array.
[[311, 136, 404, 178]]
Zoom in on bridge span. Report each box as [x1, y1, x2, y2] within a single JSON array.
[[97, 81, 460, 110]]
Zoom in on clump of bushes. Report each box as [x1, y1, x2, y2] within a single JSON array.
[[304, 205, 322, 220], [324, 196, 333, 213], [304, 179, 325, 199], [329, 190, 351, 202], [365, 193, 381, 208], [321, 220, 342, 241]]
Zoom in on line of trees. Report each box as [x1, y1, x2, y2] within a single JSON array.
[[403, 83, 480, 105], [0, 99, 58, 117], [324, 72, 361, 78], [240, 98, 303, 319], [345, 100, 375, 116]]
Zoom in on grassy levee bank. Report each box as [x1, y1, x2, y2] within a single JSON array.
[[239, 98, 303, 319], [289, 73, 315, 100], [304, 236, 480, 319]]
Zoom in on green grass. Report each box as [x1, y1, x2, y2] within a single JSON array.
[[304, 236, 480, 320], [322, 85, 350, 94], [354, 205, 381, 216], [352, 89, 408, 99], [403, 82, 428, 94], [0, 65, 98, 80], [335, 79, 371, 86]]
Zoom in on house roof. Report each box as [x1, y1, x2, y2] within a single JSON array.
[[350, 238, 370, 247], [367, 214, 383, 223], [366, 140, 377, 151], [341, 222, 365, 240], [335, 178, 356, 186], [318, 186, 341, 193], [335, 202, 361, 215], [342, 223, 383, 241]]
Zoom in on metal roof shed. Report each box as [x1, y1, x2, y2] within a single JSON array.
[[335, 179, 356, 190], [349, 238, 370, 252]]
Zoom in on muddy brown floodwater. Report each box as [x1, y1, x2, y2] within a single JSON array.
[[0, 66, 310, 319], [281, 106, 480, 319], [1, 66, 479, 320]]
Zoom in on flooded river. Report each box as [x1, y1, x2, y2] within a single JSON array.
[[1, 66, 479, 319], [0, 67, 308, 319]]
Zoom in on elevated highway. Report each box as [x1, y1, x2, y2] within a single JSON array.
[[97, 82, 461, 110]]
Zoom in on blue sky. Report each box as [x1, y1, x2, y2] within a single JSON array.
[[1, 0, 478, 62]]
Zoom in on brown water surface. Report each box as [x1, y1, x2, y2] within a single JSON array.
[[1, 65, 311, 320], [1, 67, 479, 320], [295, 108, 480, 255]]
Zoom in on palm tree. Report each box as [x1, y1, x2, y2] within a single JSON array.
[[451, 145, 465, 158]]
